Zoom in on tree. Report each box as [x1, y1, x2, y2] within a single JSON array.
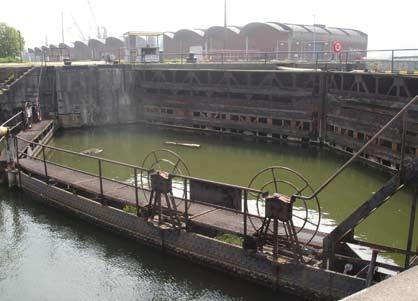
[[0, 22, 25, 58]]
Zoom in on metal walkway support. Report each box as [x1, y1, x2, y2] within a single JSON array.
[[288, 95, 418, 273]]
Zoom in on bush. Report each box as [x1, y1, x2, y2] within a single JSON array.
[[123, 204, 139, 215], [0, 56, 19, 63], [215, 233, 243, 246]]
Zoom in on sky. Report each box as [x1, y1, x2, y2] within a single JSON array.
[[1, 0, 417, 50]]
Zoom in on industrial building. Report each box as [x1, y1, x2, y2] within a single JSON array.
[[29, 21, 367, 62]]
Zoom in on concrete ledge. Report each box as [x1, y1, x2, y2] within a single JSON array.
[[343, 265, 418, 300]]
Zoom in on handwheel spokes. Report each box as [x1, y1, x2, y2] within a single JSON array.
[[246, 166, 321, 248], [140, 149, 191, 211]]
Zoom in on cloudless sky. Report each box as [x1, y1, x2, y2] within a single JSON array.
[[1, 0, 416, 49]]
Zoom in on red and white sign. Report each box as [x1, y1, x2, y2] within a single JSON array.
[[333, 41, 343, 53]]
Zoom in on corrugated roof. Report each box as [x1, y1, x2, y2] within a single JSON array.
[[206, 26, 241, 35], [241, 22, 288, 33], [283, 24, 310, 33], [175, 29, 206, 38], [74, 40, 89, 47]]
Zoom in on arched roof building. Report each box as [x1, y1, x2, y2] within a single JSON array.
[[172, 29, 205, 54], [162, 32, 174, 53], [205, 26, 244, 51], [58, 42, 74, 60], [88, 38, 106, 60], [105, 37, 124, 59], [240, 22, 290, 52], [49, 44, 63, 61], [73, 41, 91, 61], [29, 21, 367, 63]]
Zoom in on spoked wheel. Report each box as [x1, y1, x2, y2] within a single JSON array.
[[140, 149, 190, 204], [247, 166, 321, 247]]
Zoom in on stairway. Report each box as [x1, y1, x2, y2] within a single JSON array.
[[0, 66, 35, 94]]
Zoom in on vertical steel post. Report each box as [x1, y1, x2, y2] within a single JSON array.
[[14, 136, 19, 166], [14, 136, 21, 187], [134, 167, 139, 216], [98, 159, 104, 200], [391, 50, 395, 73], [405, 185, 417, 268], [184, 177, 188, 230], [399, 111, 408, 174], [366, 250, 379, 287], [273, 218, 278, 260], [345, 52, 349, 71], [264, 52, 267, 64], [42, 145, 48, 179], [243, 190, 248, 237], [158, 192, 162, 225]]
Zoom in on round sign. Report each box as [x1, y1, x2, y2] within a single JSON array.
[[333, 41, 343, 53]]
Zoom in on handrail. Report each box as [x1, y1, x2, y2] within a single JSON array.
[[295, 95, 418, 201], [1, 111, 23, 127], [0, 111, 24, 144], [15, 135, 262, 195], [17, 135, 148, 172]]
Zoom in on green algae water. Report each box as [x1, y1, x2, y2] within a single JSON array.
[[1, 124, 417, 300], [48, 125, 418, 253], [0, 185, 292, 300]]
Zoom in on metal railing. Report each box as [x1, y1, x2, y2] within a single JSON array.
[[117, 47, 418, 73], [28, 47, 418, 74], [295, 95, 418, 202], [291, 95, 418, 271], [15, 135, 263, 239], [0, 111, 24, 150]]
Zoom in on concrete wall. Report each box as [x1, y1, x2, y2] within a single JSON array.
[[55, 65, 140, 127], [0, 67, 56, 123], [3, 65, 418, 169]]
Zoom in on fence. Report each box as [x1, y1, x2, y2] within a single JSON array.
[[15, 135, 265, 239]]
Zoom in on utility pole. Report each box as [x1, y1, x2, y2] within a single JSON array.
[[313, 14, 316, 58], [223, 0, 227, 51], [61, 12, 65, 44]]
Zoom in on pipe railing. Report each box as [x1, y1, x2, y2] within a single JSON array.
[[0, 111, 24, 146], [115, 47, 418, 72], [15, 135, 263, 238]]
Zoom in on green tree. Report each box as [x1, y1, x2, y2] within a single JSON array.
[[0, 22, 24, 58]]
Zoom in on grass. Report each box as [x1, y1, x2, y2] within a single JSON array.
[[215, 233, 243, 246], [123, 204, 139, 215], [0, 57, 20, 63]]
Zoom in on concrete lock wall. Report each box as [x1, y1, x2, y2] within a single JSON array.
[[0, 67, 56, 122], [20, 172, 365, 299], [2, 65, 418, 169], [54, 65, 140, 127]]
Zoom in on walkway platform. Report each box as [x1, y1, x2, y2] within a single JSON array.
[[18, 157, 326, 249], [0, 120, 53, 161]]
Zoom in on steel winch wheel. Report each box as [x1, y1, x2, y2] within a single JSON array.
[[140, 149, 190, 204], [247, 166, 321, 246]]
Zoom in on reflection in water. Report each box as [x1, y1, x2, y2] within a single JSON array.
[[0, 187, 25, 282], [0, 187, 297, 300]]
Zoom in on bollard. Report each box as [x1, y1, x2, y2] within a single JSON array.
[[0, 126, 9, 137]]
